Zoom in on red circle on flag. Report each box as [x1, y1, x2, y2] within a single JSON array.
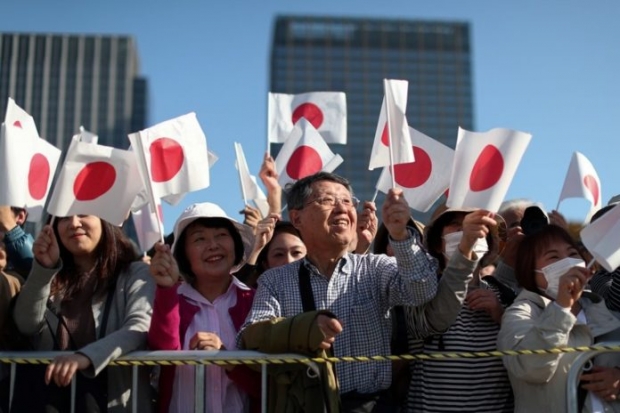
[[150, 137, 184, 183], [392, 146, 433, 189], [583, 175, 600, 206], [292, 103, 324, 129], [380, 123, 389, 146], [469, 145, 504, 192], [73, 161, 116, 201], [13, 120, 22, 128], [28, 153, 50, 200], [286, 145, 323, 179]]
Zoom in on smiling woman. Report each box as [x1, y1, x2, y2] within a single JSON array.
[[147, 202, 260, 413], [11, 214, 155, 412]]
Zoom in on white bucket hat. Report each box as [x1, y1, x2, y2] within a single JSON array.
[[171, 202, 254, 262]]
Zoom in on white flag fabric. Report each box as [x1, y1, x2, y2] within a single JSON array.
[[25, 138, 62, 222], [368, 80, 414, 170], [79, 126, 98, 144], [447, 127, 532, 212], [268, 92, 347, 144], [275, 119, 344, 188], [234, 142, 269, 217], [0, 124, 35, 208], [132, 200, 164, 253], [128, 112, 210, 200], [4, 98, 38, 137], [47, 141, 143, 226], [557, 151, 602, 221], [581, 203, 620, 272], [376, 127, 454, 212]]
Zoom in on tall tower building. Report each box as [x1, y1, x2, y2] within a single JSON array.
[[0, 33, 148, 151], [0, 33, 148, 240], [270, 16, 473, 218]]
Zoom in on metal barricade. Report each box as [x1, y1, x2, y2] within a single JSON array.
[[566, 341, 620, 413], [0, 350, 322, 413]]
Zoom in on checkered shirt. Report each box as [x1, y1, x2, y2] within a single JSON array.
[[239, 231, 438, 394]]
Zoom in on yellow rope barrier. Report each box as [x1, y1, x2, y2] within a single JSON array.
[[2, 344, 620, 366]]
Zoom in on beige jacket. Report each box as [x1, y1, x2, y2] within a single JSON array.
[[498, 289, 620, 413]]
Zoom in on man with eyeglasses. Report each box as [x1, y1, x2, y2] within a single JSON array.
[[238, 171, 438, 412]]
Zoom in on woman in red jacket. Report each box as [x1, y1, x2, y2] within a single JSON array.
[[148, 202, 259, 413]]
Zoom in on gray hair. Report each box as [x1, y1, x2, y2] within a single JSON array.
[[498, 198, 537, 215], [285, 172, 354, 210]]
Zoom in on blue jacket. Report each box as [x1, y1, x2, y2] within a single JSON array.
[[4, 226, 33, 279]]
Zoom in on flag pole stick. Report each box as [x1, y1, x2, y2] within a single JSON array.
[[234, 143, 249, 207], [586, 258, 596, 270], [383, 79, 396, 189], [371, 189, 379, 203]]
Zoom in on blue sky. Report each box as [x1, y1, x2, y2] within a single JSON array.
[[4, 0, 620, 231]]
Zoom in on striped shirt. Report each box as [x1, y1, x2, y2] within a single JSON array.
[[239, 232, 438, 394], [407, 281, 514, 413], [588, 268, 620, 311]]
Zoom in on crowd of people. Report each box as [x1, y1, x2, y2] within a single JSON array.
[[1, 153, 620, 413]]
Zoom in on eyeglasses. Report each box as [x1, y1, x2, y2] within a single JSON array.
[[305, 195, 360, 209]]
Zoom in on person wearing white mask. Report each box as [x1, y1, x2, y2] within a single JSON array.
[[498, 217, 620, 413], [405, 205, 515, 412]]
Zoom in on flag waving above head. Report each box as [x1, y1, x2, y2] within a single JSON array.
[[368, 80, 414, 170], [234, 142, 269, 217], [557, 151, 602, 221], [376, 127, 455, 212], [25, 138, 62, 222], [128, 112, 210, 200], [447, 127, 532, 212], [581, 203, 620, 272], [4, 98, 38, 138], [47, 141, 143, 226], [0, 124, 36, 208], [274, 118, 344, 188], [268, 91, 347, 144]]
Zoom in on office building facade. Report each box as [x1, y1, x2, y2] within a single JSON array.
[[0, 33, 148, 240], [270, 16, 474, 218], [0, 33, 148, 151]]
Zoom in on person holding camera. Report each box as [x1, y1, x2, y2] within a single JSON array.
[[498, 207, 620, 412]]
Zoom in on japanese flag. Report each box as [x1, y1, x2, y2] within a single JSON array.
[[376, 127, 454, 212], [581, 203, 620, 272], [132, 200, 164, 253], [268, 92, 347, 144], [368, 80, 414, 170], [47, 140, 143, 226], [128, 112, 210, 200], [4, 98, 38, 137], [234, 142, 269, 217], [275, 118, 344, 188], [557, 151, 602, 221], [0, 124, 35, 208], [25, 138, 62, 222], [447, 127, 532, 212]]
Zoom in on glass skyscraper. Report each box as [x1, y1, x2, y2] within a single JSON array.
[[0, 33, 148, 151], [270, 16, 474, 218], [0, 32, 148, 239]]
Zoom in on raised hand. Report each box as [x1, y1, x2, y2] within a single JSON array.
[[240, 205, 262, 232], [382, 188, 410, 241], [149, 242, 181, 288], [459, 210, 496, 259], [555, 266, 590, 309], [33, 225, 60, 268], [467, 288, 504, 323]]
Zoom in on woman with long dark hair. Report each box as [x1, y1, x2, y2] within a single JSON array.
[[12, 215, 155, 412]]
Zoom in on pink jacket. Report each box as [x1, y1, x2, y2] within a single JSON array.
[[148, 283, 260, 413]]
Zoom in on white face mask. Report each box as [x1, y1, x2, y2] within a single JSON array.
[[443, 231, 489, 260], [536, 257, 586, 299]]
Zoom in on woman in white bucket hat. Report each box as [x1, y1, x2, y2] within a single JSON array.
[[148, 202, 259, 413]]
